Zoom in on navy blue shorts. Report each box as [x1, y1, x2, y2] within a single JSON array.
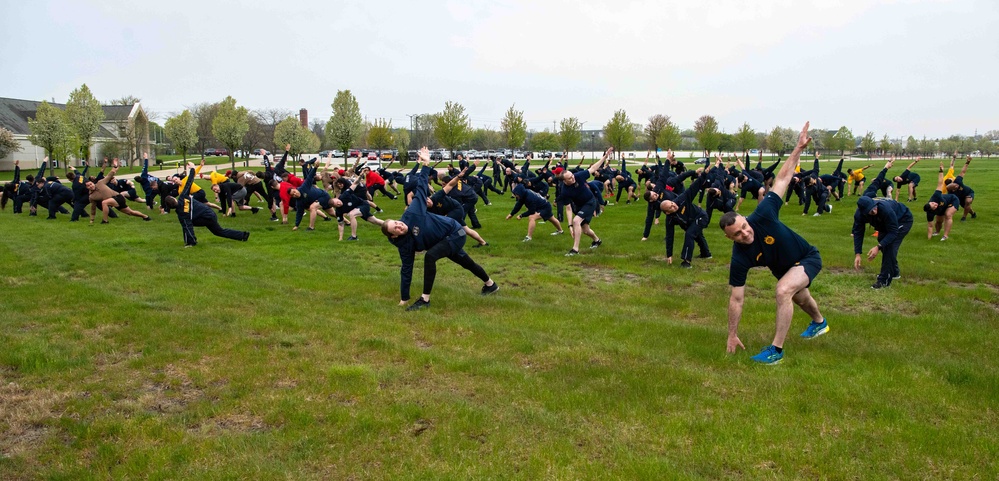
[[573, 199, 597, 225], [790, 251, 822, 288]]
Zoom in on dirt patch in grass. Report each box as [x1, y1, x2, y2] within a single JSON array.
[[0, 382, 68, 459], [0, 276, 30, 287], [138, 364, 206, 414], [191, 413, 268, 434], [580, 265, 642, 285]]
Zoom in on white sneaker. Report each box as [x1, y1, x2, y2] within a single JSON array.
[[523, 236, 531, 242], [550, 230, 563, 236], [941, 236, 948, 241], [813, 213, 821, 217]]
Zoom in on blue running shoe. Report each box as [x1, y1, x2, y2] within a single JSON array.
[[800, 318, 829, 339], [751, 345, 783, 365]]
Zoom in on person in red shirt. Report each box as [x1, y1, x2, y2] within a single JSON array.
[[362, 166, 398, 200], [275, 172, 303, 224]]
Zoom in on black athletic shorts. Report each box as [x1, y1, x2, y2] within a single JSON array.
[[784, 251, 822, 288], [573, 199, 597, 225], [112, 194, 128, 210], [538, 203, 553, 221]]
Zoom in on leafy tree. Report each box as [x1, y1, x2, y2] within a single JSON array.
[[0, 126, 22, 159], [808, 128, 825, 151], [433, 101, 471, 157], [310, 119, 326, 148], [879, 134, 891, 156], [470, 128, 502, 150], [528, 130, 559, 151], [367, 118, 394, 153], [410, 113, 438, 149], [693, 115, 721, 156], [394, 128, 411, 155], [655, 117, 682, 151], [938, 138, 957, 156], [558, 117, 583, 153], [326, 90, 363, 168], [258, 108, 293, 151], [65, 83, 104, 161], [212, 96, 250, 170], [501, 104, 527, 150], [164, 110, 198, 162], [831, 126, 854, 155], [718, 133, 734, 152], [978, 135, 995, 158], [189, 102, 219, 157], [906, 136, 919, 156], [733, 122, 756, 152], [274, 117, 314, 160], [766, 126, 789, 158], [861, 131, 877, 158], [920, 137, 936, 157], [28, 100, 70, 174], [644, 114, 670, 150], [603, 109, 634, 157]]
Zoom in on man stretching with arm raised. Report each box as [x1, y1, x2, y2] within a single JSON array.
[[718, 122, 829, 365]]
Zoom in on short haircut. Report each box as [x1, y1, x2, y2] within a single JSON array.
[[719, 211, 740, 230], [642, 191, 654, 202], [380, 220, 393, 237]]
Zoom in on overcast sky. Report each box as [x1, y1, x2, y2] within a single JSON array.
[[2, 0, 997, 138]]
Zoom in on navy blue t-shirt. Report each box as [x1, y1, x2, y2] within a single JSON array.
[[729, 191, 819, 287], [556, 171, 595, 207]]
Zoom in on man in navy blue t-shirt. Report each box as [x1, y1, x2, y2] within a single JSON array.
[[556, 147, 612, 256], [717, 122, 829, 365]]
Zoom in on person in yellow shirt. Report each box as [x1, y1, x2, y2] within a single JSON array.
[[168, 159, 222, 211], [846, 164, 873, 196]]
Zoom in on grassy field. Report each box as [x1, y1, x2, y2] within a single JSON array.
[[0, 159, 996, 479]]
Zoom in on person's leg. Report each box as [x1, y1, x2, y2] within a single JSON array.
[[773, 266, 821, 348], [349, 211, 359, 237], [120, 207, 150, 219], [547, 215, 563, 233], [421, 238, 455, 301], [527, 213, 539, 238], [202, 217, 248, 241], [581, 222, 598, 242], [943, 208, 956, 238], [464, 200, 481, 229], [571, 216, 584, 251], [961, 197, 975, 219], [680, 227, 697, 263], [101, 198, 115, 222]]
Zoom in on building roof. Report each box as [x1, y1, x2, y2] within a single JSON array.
[[0, 96, 132, 138]]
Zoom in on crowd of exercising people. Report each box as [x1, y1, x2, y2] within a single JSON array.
[[1, 130, 982, 361]]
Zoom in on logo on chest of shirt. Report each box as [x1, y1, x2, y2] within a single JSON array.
[[412, 226, 420, 236], [764, 235, 775, 245]]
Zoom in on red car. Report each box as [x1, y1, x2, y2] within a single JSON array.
[[366, 152, 377, 160], [348, 149, 361, 158]]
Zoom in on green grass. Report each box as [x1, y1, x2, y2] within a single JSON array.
[[0, 159, 997, 479]]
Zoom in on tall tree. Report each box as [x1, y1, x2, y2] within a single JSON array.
[[326, 90, 363, 168], [978, 134, 995, 158], [733, 122, 756, 152], [655, 117, 682, 151], [433, 101, 471, 156], [558, 117, 583, 153], [164, 110, 198, 162], [766, 126, 791, 158], [861, 131, 877, 158], [274, 117, 313, 161], [501, 104, 527, 150], [920, 137, 936, 157], [906, 136, 919, 156], [310, 119, 326, 148], [394, 128, 411, 159], [212, 96, 250, 170], [258, 108, 293, 152], [644, 114, 669, 150], [603, 109, 634, 156], [65, 83, 104, 161], [470, 128, 502, 150], [831, 126, 854, 155], [367, 118, 394, 154], [0, 126, 22, 160], [28, 101, 70, 174], [242, 112, 268, 158], [693, 115, 721, 156], [189, 102, 220, 157], [528, 130, 559, 151], [879, 134, 891, 156]]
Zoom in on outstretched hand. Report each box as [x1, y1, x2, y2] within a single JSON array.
[[796, 121, 812, 150], [726, 335, 745, 354]]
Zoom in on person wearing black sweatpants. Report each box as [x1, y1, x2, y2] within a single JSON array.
[[853, 196, 913, 289], [166, 167, 248, 247], [383, 148, 497, 311]]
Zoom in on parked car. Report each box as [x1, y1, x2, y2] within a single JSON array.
[[203, 148, 218, 156], [380, 151, 395, 161], [366, 152, 377, 161], [348, 149, 361, 158], [693, 157, 709, 165], [254, 149, 271, 156]]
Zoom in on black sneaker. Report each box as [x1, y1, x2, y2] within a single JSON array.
[[143, 216, 152, 222], [871, 280, 890, 289], [971, 212, 977, 219], [698, 253, 712, 259], [565, 249, 578, 257], [270, 216, 279, 222], [376, 207, 383, 213], [100, 220, 109, 224], [406, 299, 430, 311], [590, 239, 602, 249], [323, 216, 332, 221], [472, 242, 488, 248], [347, 236, 358, 241], [680, 261, 692, 269], [481, 282, 499, 295], [242, 232, 250, 241], [306, 227, 315, 231], [251, 207, 260, 214]]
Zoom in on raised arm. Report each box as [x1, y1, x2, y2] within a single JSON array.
[[35, 157, 48, 180], [180, 168, 197, 198], [936, 163, 945, 191], [905, 157, 920, 171], [770, 122, 813, 199], [588, 147, 613, 175], [960, 155, 971, 177]]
